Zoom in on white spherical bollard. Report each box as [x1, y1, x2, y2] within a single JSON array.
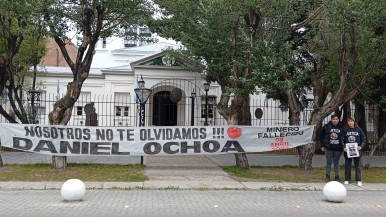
[[323, 181, 347, 202], [61, 179, 86, 201]]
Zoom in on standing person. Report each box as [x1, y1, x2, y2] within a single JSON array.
[[341, 117, 366, 186], [319, 115, 344, 182]]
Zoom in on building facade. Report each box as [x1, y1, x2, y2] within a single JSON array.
[[1, 39, 310, 128]]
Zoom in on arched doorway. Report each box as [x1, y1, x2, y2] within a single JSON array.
[[148, 79, 208, 126], [152, 91, 177, 126]]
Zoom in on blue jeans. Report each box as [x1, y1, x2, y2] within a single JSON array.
[[325, 149, 342, 177], [344, 152, 362, 181]]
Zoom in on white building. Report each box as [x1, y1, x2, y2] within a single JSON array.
[[2, 39, 301, 127]]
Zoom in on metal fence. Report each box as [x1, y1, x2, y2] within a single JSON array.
[[1, 91, 385, 155]]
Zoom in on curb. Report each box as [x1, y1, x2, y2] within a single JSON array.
[[1, 181, 385, 191]]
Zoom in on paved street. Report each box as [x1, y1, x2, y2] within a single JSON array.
[[1, 189, 385, 217], [1, 152, 386, 216]]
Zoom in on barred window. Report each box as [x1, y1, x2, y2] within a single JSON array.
[[76, 106, 83, 115], [115, 106, 129, 117], [74, 92, 91, 116], [114, 93, 130, 117]]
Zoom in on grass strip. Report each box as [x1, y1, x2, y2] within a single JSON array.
[[223, 165, 386, 183], [0, 163, 147, 182]]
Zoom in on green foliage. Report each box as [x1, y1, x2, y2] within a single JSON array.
[[0, 0, 48, 123], [25, 0, 155, 126], [17, 32, 47, 67], [152, 0, 277, 95], [151, 0, 385, 106], [151, 0, 316, 98], [39, 0, 153, 44], [317, 0, 385, 93]]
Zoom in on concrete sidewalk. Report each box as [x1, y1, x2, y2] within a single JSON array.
[[1, 152, 386, 191], [2, 151, 386, 167]]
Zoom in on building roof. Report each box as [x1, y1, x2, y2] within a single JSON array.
[[39, 41, 181, 74], [39, 38, 78, 67], [40, 66, 103, 77], [92, 42, 180, 69]]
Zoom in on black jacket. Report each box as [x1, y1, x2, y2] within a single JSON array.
[[341, 127, 366, 149], [319, 121, 344, 151]]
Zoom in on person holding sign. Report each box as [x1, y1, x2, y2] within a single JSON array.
[[341, 117, 366, 187], [319, 115, 344, 182]]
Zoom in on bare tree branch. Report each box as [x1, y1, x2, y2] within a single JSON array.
[[289, 5, 326, 31]]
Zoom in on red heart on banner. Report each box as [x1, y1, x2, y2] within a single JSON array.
[[227, 127, 242, 139]]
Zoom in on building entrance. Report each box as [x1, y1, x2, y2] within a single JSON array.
[[152, 91, 177, 126]]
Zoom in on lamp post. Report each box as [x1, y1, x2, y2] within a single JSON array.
[[190, 88, 196, 126], [134, 75, 152, 165], [203, 82, 210, 126]]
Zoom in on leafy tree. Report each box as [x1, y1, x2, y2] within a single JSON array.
[[269, 0, 385, 169], [361, 54, 386, 169], [151, 0, 385, 170], [241, 0, 384, 170], [1, 1, 27, 123], [0, 0, 47, 167], [150, 0, 308, 168], [0, 0, 47, 123], [39, 0, 152, 168]]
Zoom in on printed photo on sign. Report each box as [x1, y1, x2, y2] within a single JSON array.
[[346, 143, 360, 158]]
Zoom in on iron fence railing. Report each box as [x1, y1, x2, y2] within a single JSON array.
[[1, 92, 385, 155]]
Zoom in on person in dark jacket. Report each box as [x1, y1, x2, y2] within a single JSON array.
[[319, 115, 344, 182], [341, 117, 366, 187]]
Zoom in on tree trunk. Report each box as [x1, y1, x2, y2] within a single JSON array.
[[0, 153, 3, 167], [341, 101, 351, 125], [367, 103, 379, 144], [285, 88, 317, 169], [235, 153, 249, 168], [218, 94, 250, 169], [354, 98, 367, 136], [297, 129, 319, 170], [363, 129, 386, 169], [52, 156, 67, 169], [49, 82, 83, 169], [233, 95, 250, 169], [378, 109, 386, 142], [371, 108, 386, 159], [314, 122, 324, 154], [44, 1, 104, 169], [286, 88, 301, 126]]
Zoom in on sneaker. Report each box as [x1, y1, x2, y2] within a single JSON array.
[[344, 181, 349, 185], [357, 181, 362, 187], [325, 175, 330, 182], [334, 175, 340, 182]]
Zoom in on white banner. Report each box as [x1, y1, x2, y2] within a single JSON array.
[[0, 123, 314, 156]]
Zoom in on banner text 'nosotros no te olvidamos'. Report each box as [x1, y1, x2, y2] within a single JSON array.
[[0, 123, 314, 156]]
